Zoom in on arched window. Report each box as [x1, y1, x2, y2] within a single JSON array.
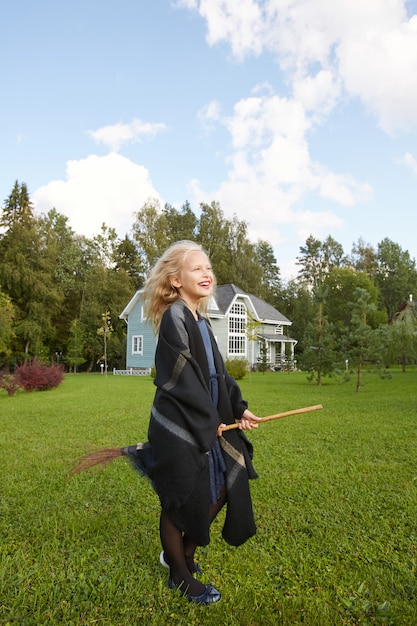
[[228, 302, 246, 356]]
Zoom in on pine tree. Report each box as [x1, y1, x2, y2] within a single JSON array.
[[301, 300, 338, 385], [344, 288, 377, 392], [257, 337, 270, 374]]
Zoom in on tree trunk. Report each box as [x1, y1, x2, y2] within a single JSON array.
[[356, 359, 362, 393]]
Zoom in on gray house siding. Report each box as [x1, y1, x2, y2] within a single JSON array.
[[209, 317, 228, 356]]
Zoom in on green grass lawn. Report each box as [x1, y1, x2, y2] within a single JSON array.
[[1, 369, 417, 625]]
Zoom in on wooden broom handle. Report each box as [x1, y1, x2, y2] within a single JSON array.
[[219, 404, 323, 433]]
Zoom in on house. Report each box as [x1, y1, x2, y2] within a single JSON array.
[[118, 284, 297, 373], [391, 294, 417, 323]]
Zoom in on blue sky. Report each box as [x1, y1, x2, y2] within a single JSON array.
[[2, 0, 417, 279]]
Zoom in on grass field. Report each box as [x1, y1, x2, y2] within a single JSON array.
[[1, 369, 417, 625]]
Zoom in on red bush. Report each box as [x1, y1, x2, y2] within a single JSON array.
[[0, 371, 21, 396], [15, 361, 64, 392]]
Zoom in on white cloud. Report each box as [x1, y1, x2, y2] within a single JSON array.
[[175, 0, 413, 274], [401, 151, 417, 175], [198, 0, 264, 59], [28, 1, 416, 279], [197, 100, 222, 133], [87, 118, 167, 152], [32, 153, 163, 238], [292, 70, 341, 121], [338, 14, 417, 134], [189, 172, 345, 275], [175, 0, 198, 9], [186, 0, 417, 133], [193, 88, 370, 236]]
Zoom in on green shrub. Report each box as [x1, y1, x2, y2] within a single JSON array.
[[225, 357, 248, 380]]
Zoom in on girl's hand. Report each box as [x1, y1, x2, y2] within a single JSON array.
[[216, 410, 262, 436], [239, 409, 262, 431], [217, 423, 227, 437]]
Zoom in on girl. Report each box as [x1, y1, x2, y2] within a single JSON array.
[[141, 240, 261, 605]]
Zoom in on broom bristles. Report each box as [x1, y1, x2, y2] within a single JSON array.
[[70, 447, 122, 476]]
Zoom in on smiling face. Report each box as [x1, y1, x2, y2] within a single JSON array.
[[171, 250, 213, 313]]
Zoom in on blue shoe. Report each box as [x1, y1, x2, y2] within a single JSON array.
[[160, 551, 202, 576], [167, 578, 221, 604]]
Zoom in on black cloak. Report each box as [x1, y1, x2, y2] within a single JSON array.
[[130, 299, 257, 547]]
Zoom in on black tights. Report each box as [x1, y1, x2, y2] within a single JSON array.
[[159, 486, 227, 596]]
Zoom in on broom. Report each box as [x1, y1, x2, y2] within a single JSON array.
[[69, 442, 150, 476], [69, 405, 322, 476], [217, 404, 323, 433]]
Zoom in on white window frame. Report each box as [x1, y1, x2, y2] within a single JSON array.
[[132, 335, 143, 355], [228, 302, 247, 356]]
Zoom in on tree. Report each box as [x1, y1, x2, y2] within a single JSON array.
[[296, 235, 323, 293], [297, 235, 347, 295], [275, 279, 315, 359], [0, 290, 14, 365], [163, 201, 197, 242], [196, 202, 228, 264], [197, 202, 242, 286], [375, 238, 417, 319], [131, 200, 170, 273], [37, 209, 85, 357], [0, 184, 63, 361], [114, 235, 144, 289], [323, 267, 386, 332], [97, 311, 113, 376], [78, 257, 132, 371], [66, 319, 86, 373], [131, 199, 281, 303], [322, 235, 347, 273], [197, 203, 266, 295], [300, 297, 338, 386], [246, 312, 262, 375], [220, 214, 256, 292], [344, 288, 377, 392], [254, 240, 281, 302], [280, 342, 296, 373], [257, 337, 270, 373], [350, 237, 378, 278], [92, 224, 120, 268], [0, 180, 34, 229], [387, 301, 417, 372]]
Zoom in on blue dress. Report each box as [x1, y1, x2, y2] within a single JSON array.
[[197, 318, 227, 504]]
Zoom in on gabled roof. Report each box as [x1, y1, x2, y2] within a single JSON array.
[[119, 289, 144, 321], [212, 284, 247, 314], [248, 293, 291, 324], [210, 284, 291, 324], [120, 284, 291, 326]]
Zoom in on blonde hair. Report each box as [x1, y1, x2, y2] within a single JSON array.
[[142, 240, 216, 332]]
